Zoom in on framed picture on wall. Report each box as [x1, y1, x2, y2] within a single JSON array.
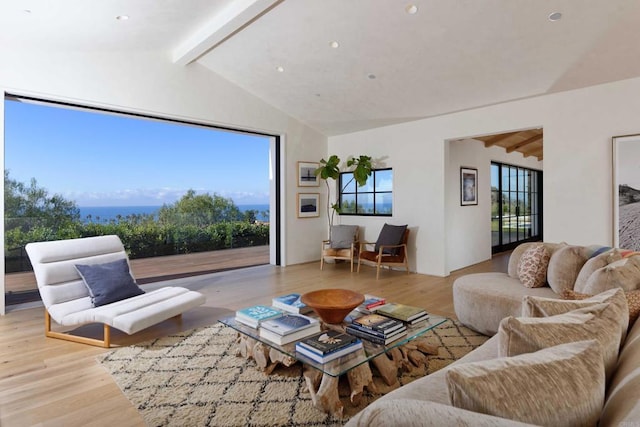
[[460, 167, 478, 206], [613, 134, 640, 251], [298, 161, 319, 187], [297, 193, 320, 218]]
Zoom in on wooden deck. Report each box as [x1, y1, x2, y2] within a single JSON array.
[[5, 245, 270, 294]]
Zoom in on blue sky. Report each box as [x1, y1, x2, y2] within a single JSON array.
[[4, 99, 271, 206]]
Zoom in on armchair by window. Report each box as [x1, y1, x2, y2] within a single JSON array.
[[320, 225, 360, 272], [358, 224, 410, 279]]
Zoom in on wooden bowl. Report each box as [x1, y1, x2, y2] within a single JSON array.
[[301, 289, 365, 324]]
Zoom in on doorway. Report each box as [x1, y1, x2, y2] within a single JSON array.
[[491, 162, 543, 253]]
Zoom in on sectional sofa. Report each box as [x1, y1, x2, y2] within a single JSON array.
[[345, 243, 640, 426]]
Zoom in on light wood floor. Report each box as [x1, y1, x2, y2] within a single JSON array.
[[0, 254, 508, 427]]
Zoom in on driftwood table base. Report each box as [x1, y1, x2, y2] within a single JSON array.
[[236, 333, 439, 417]]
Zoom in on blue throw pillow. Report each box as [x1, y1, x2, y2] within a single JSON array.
[[375, 224, 407, 255], [75, 258, 144, 307]]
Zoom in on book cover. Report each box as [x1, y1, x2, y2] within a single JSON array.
[[260, 313, 319, 335], [272, 293, 313, 314], [352, 313, 405, 333], [296, 340, 363, 364], [345, 325, 407, 345], [376, 303, 427, 322], [235, 305, 282, 327], [355, 294, 386, 313], [346, 322, 407, 339], [364, 295, 386, 309], [259, 322, 321, 345], [297, 330, 359, 355]]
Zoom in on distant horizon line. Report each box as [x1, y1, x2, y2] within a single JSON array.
[[77, 203, 270, 207]]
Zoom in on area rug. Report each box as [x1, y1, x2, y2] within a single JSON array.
[[97, 319, 487, 427]]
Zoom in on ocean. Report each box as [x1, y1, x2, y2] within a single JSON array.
[[79, 204, 270, 223]]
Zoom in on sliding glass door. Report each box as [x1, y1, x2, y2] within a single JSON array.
[[491, 162, 542, 253]]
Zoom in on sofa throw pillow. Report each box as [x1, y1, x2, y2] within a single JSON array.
[[522, 288, 629, 345], [375, 223, 407, 255], [507, 242, 566, 279], [626, 290, 640, 326], [498, 303, 623, 380], [562, 288, 640, 328], [75, 258, 144, 307], [516, 244, 550, 288], [329, 225, 358, 249], [560, 289, 591, 300], [546, 245, 589, 294], [446, 340, 605, 427], [582, 256, 640, 295], [574, 249, 622, 293]]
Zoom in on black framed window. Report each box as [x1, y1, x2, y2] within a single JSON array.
[[339, 168, 393, 216], [491, 162, 542, 253]]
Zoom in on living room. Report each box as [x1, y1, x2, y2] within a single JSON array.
[[2, 1, 640, 425]]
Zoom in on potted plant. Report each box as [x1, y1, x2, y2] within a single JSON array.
[[314, 154, 373, 239]]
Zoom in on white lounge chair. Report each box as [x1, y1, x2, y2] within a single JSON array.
[[26, 235, 206, 347]]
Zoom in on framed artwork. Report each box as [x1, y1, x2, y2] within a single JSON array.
[[298, 161, 319, 187], [613, 134, 640, 250], [460, 167, 478, 206], [297, 193, 320, 218]]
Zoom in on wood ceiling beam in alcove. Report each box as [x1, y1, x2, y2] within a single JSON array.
[[506, 134, 543, 153], [482, 132, 520, 147]]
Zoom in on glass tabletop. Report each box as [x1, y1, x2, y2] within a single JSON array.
[[219, 313, 448, 377]]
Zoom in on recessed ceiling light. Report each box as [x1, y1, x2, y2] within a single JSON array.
[[548, 12, 562, 21], [116, 15, 129, 21], [276, 66, 285, 73], [329, 41, 339, 49], [406, 4, 418, 14]]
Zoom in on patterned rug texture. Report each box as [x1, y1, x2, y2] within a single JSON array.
[[97, 319, 487, 427]]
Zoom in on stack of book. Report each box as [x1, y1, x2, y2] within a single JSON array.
[[295, 330, 363, 364], [235, 305, 282, 328], [259, 313, 321, 345], [345, 313, 407, 345], [375, 303, 429, 325], [272, 293, 314, 314], [355, 294, 386, 314]]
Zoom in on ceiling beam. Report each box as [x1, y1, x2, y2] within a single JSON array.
[[506, 134, 543, 153], [172, 0, 282, 66], [482, 132, 519, 148]]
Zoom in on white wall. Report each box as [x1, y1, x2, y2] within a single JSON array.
[[330, 76, 640, 277], [0, 50, 328, 314], [446, 139, 542, 272]]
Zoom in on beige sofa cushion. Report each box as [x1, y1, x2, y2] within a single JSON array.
[[600, 317, 640, 426], [582, 256, 640, 295], [498, 303, 623, 380], [344, 399, 537, 427], [517, 244, 550, 288], [574, 249, 623, 293], [546, 245, 589, 293], [522, 288, 629, 344], [446, 340, 605, 427], [453, 273, 558, 336]]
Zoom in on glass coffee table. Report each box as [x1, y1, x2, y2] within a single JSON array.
[[219, 313, 448, 417]]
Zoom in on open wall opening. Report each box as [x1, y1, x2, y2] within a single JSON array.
[[446, 129, 543, 273], [4, 94, 280, 306]]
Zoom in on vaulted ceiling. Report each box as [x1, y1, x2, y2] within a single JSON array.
[[2, 1, 640, 137]]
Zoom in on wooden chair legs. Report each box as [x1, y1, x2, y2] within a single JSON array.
[[44, 310, 112, 348]]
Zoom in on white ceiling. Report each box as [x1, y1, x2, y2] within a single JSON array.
[[2, 0, 640, 136]]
